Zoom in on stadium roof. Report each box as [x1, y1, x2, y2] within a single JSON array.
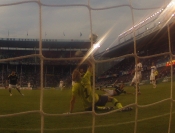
[[95, 1, 175, 58], [95, 22, 175, 58]]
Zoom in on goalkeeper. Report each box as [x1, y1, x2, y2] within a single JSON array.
[[69, 59, 132, 113]]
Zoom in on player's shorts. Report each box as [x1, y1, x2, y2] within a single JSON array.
[[72, 81, 75, 86], [132, 74, 142, 84], [103, 89, 114, 96], [85, 95, 108, 111], [95, 95, 108, 106], [9, 84, 19, 88], [59, 84, 63, 88], [150, 73, 155, 80]]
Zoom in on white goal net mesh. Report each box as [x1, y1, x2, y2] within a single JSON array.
[[0, 0, 174, 133]]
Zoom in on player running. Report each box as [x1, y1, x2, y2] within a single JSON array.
[[6, 70, 24, 96]]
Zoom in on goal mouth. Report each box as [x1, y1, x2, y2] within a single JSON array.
[[0, 0, 175, 133]]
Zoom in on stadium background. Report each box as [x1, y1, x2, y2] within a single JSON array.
[[0, 21, 174, 89], [0, 38, 90, 89]]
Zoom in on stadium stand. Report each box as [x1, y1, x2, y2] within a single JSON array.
[[95, 22, 175, 88], [0, 22, 175, 89], [0, 38, 90, 88]]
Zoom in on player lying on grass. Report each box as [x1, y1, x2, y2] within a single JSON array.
[[69, 59, 133, 113], [101, 81, 133, 96], [6, 70, 24, 96]]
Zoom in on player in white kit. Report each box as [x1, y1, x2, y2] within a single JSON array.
[[150, 62, 157, 88], [59, 80, 64, 91], [130, 59, 142, 94]]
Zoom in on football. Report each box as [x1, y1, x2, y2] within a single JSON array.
[[75, 50, 83, 57], [89, 33, 98, 44]]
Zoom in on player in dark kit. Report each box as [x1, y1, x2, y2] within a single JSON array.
[[114, 84, 126, 96], [6, 70, 24, 96], [102, 82, 132, 96]]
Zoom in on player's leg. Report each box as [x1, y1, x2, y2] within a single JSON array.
[[150, 74, 156, 88], [108, 96, 123, 109], [108, 96, 133, 111], [103, 89, 114, 96], [15, 85, 24, 96], [136, 83, 141, 94], [135, 74, 141, 94], [138, 78, 141, 93], [60, 85, 63, 91], [131, 81, 137, 94], [150, 75, 152, 84], [130, 75, 136, 87], [130, 76, 140, 94], [130, 76, 135, 87], [95, 95, 132, 112], [152, 78, 156, 88], [59, 84, 63, 91], [153, 81, 156, 88], [150, 74, 153, 86], [8, 84, 12, 96], [153, 74, 157, 88], [95, 95, 114, 111]]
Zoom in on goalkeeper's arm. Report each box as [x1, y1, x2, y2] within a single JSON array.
[[85, 58, 93, 74]]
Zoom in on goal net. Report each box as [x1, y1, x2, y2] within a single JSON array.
[[0, 0, 174, 133]]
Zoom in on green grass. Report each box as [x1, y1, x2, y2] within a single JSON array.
[[0, 82, 175, 133]]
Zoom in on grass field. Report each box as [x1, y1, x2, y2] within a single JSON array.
[[0, 82, 175, 133]]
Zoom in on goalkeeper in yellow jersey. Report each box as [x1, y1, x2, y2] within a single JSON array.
[[69, 59, 133, 113]]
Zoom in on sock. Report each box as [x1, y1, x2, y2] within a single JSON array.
[[16, 87, 22, 94], [135, 83, 140, 92], [116, 103, 123, 109], [96, 106, 108, 110], [153, 81, 156, 85], [138, 86, 140, 92], [112, 98, 123, 109], [9, 88, 12, 94]]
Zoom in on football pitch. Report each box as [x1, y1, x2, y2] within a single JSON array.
[[0, 82, 175, 133]]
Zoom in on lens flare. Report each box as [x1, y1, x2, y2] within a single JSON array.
[[77, 28, 114, 67]]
